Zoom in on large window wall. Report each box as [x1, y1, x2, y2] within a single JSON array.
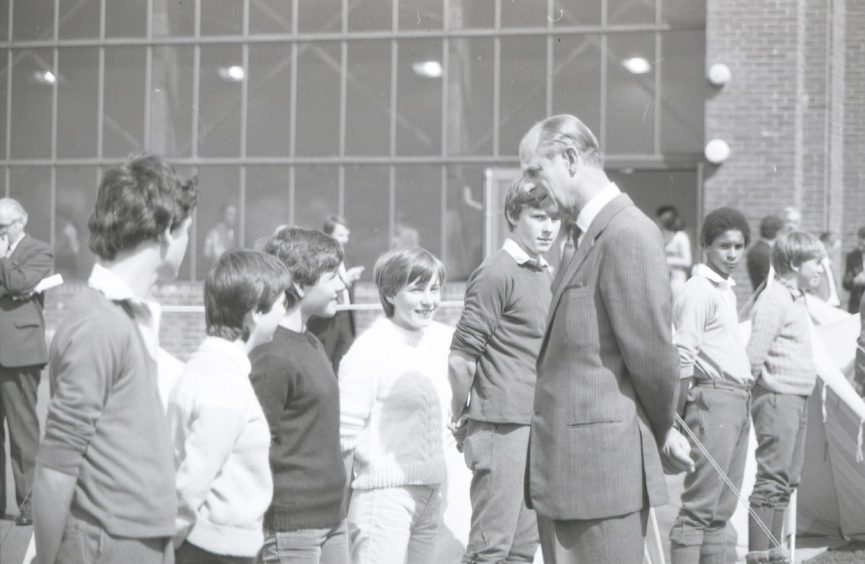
[[0, 0, 705, 281]]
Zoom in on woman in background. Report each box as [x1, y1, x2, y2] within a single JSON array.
[[657, 204, 693, 298]]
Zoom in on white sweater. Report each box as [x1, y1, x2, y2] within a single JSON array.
[[168, 337, 273, 557], [339, 317, 454, 490]]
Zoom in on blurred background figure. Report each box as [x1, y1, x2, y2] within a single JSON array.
[[392, 222, 420, 250], [842, 226, 865, 314], [747, 214, 783, 291], [656, 204, 692, 298], [781, 206, 802, 233], [203, 203, 239, 266], [809, 231, 842, 307], [309, 215, 364, 373]]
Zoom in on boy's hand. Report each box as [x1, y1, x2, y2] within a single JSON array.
[[661, 427, 695, 474], [345, 266, 365, 283], [448, 417, 468, 453]]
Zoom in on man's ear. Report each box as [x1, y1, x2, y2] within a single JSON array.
[[384, 294, 395, 305], [563, 147, 580, 176]]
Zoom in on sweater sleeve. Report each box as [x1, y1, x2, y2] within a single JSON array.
[[673, 283, 710, 379], [450, 262, 508, 359], [338, 341, 376, 453], [174, 392, 245, 538], [38, 316, 123, 475], [250, 348, 292, 436], [747, 289, 787, 378]]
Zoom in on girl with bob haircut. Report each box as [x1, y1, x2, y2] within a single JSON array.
[[338, 246, 455, 564], [168, 249, 291, 564]]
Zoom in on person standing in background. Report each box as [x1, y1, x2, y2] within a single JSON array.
[[842, 226, 865, 314], [809, 231, 841, 307], [0, 198, 54, 526], [657, 205, 693, 299], [747, 215, 783, 292]]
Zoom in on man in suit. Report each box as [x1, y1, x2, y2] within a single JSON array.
[[0, 198, 53, 525], [518, 114, 690, 563], [842, 226, 865, 314], [746, 215, 783, 291]]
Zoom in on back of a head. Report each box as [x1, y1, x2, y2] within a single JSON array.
[[759, 215, 783, 240], [373, 246, 445, 318], [520, 114, 603, 169], [772, 231, 825, 274], [88, 153, 198, 261], [263, 226, 343, 287], [205, 249, 292, 342]]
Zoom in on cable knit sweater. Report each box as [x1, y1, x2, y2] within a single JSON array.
[[339, 316, 454, 490]]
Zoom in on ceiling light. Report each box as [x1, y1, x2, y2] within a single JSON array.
[[218, 65, 245, 82], [412, 60, 442, 78], [32, 70, 56, 85], [622, 57, 651, 75]]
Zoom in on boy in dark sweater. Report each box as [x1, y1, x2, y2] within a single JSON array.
[[449, 175, 560, 563], [252, 226, 349, 564], [33, 154, 198, 564]]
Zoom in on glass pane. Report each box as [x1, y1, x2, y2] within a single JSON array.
[[199, 45, 243, 157], [349, 0, 392, 31], [499, 36, 546, 157], [346, 41, 391, 156], [395, 165, 441, 256], [606, 33, 655, 154], [196, 166, 241, 278], [8, 167, 51, 244], [104, 47, 146, 158], [609, 0, 654, 25], [106, 2, 147, 37], [396, 38, 442, 156], [447, 38, 494, 156], [299, 0, 341, 33], [0, 0, 8, 42], [245, 166, 290, 249], [662, 0, 705, 27], [56, 167, 100, 280], [660, 31, 705, 153], [58, 48, 99, 159], [552, 34, 602, 137], [12, 1, 53, 41], [294, 165, 339, 231], [343, 165, 389, 277], [449, 0, 493, 29], [501, 0, 546, 28], [153, 0, 195, 37], [295, 42, 341, 156], [151, 46, 195, 157], [445, 165, 485, 280], [397, 0, 442, 31], [247, 44, 292, 157], [201, 0, 243, 35], [554, 0, 602, 26], [251, 0, 293, 34], [59, 0, 100, 39], [0, 54, 6, 158], [10, 49, 53, 159]]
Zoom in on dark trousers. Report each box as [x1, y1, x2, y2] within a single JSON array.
[[537, 509, 648, 564], [748, 388, 808, 552], [0, 364, 41, 515], [669, 384, 751, 564], [176, 541, 256, 564]]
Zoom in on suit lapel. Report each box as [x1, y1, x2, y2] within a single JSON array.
[[7, 234, 29, 260]]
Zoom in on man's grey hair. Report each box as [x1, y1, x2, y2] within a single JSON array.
[[520, 114, 604, 169], [0, 198, 28, 223]]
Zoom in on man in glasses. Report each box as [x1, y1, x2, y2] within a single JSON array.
[[0, 198, 53, 526], [518, 115, 691, 564]]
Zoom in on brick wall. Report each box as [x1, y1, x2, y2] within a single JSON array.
[[44, 280, 467, 363], [843, 0, 865, 257]]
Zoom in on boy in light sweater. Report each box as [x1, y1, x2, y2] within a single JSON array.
[[746, 231, 823, 564], [169, 250, 291, 564], [668, 208, 751, 564]]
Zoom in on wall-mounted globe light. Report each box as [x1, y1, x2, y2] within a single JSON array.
[[705, 139, 730, 164], [708, 63, 731, 86]]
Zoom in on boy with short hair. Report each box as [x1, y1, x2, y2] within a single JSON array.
[[170, 249, 291, 564], [449, 175, 561, 564], [33, 153, 198, 564], [746, 231, 824, 564], [668, 207, 752, 564], [251, 227, 349, 564]]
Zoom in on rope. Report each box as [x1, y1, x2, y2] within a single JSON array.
[[675, 413, 791, 563]]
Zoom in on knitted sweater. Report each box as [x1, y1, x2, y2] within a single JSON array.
[[339, 317, 454, 490], [168, 337, 273, 557], [250, 327, 346, 531]]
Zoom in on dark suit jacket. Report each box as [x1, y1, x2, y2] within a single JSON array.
[[747, 239, 772, 291], [527, 194, 679, 520], [0, 234, 54, 368], [842, 249, 865, 314]]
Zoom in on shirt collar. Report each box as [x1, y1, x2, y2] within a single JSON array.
[[774, 275, 805, 300], [502, 238, 549, 268], [198, 336, 251, 376], [575, 182, 621, 235], [694, 263, 736, 288], [7, 232, 26, 255], [89, 263, 143, 302]]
